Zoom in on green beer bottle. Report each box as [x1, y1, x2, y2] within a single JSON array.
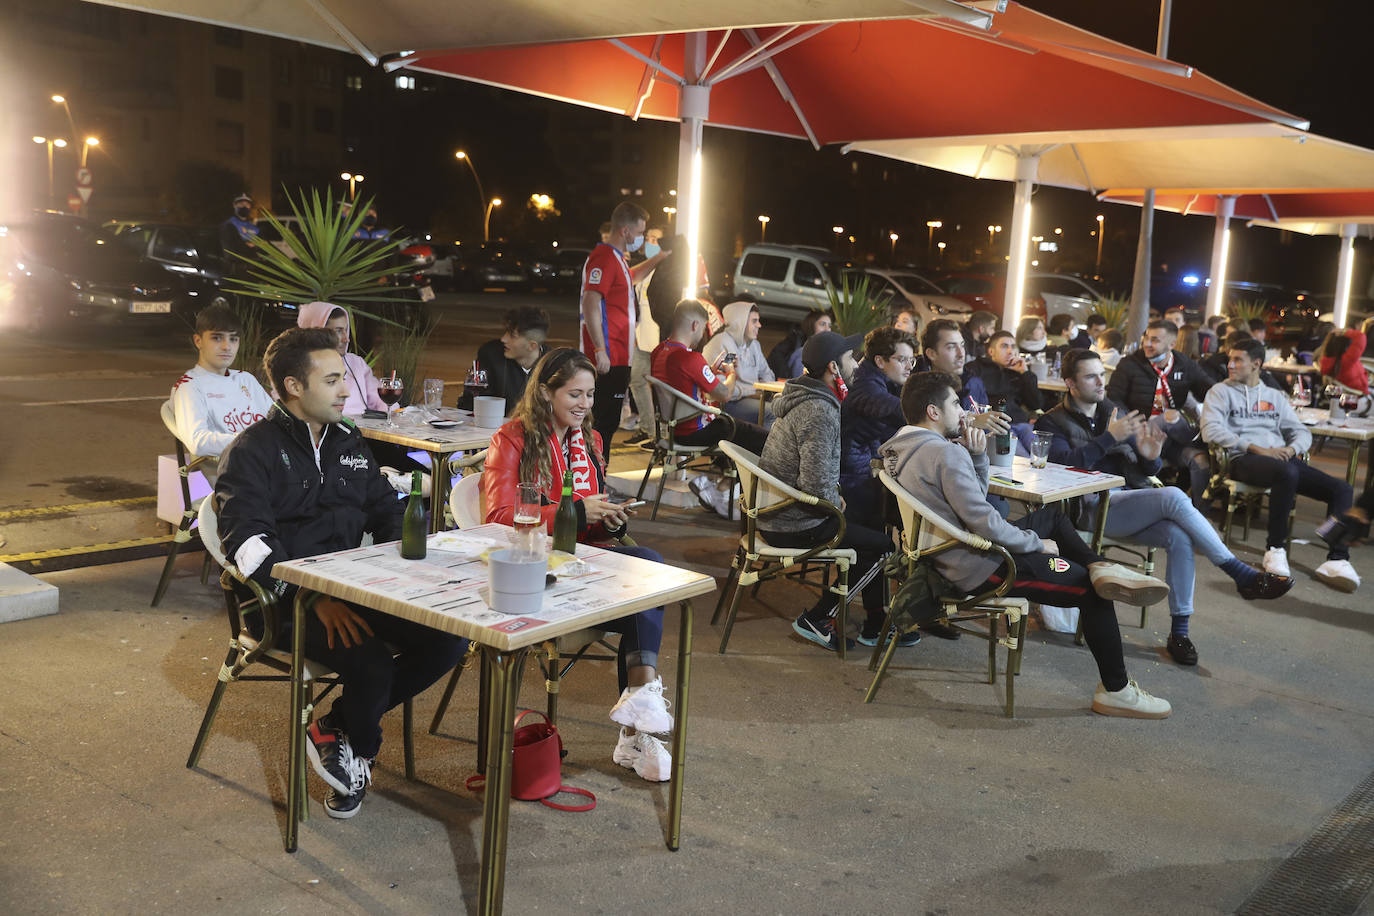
[[552, 470, 578, 555], [401, 470, 427, 559]]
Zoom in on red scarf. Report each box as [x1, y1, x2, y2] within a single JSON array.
[[1148, 352, 1175, 416], [547, 426, 597, 502]]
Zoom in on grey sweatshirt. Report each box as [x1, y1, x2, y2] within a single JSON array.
[[702, 301, 774, 401], [1199, 378, 1311, 459], [880, 426, 1043, 591], [758, 375, 841, 533]]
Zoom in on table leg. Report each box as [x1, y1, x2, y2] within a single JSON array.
[[667, 600, 693, 851], [478, 645, 528, 916], [1346, 441, 1361, 489], [1091, 489, 1112, 555], [430, 449, 453, 534], [286, 589, 310, 853], [756, 395, 766, 426], [476, 650, 490, 775]]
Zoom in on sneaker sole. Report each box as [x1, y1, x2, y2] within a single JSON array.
[[1091, 699, 1171, 719], [792, 619, 844, 652], [305, 737, 352, 796], [324, 796, 364, 819], [613, 744, 671, 781], [1315, 571, 1360, 593], [1092, 579, 1170, 607]]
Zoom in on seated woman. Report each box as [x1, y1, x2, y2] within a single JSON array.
[[767, 307, 832, 380], [1318, 318, 1372, 395], [483, 348, 674, 782], [1016, 315, 1048, 356]]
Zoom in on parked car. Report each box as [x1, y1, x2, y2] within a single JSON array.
[[552, 247, 591, 293], [1, 211, 181, 334], [731, 244, 852, 322], [1023, 272, 1106, 322], [863, 268, 971, 325], [464, 242, 533, 291], [105, 220, 233, 313], [935, 270, 1006, 316]]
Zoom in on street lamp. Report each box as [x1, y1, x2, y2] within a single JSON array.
[[889, 231, 900, 260], [832, 226, 844, 249], [937, 241, 947, 266], [758, 214, 770, 242], [925, 219, 942, 258], [1095, 214, 1105, 272], [81, 136, 99, 169], [454, 150, 488, 237], [662, 205, 677, 226], [484, 197, 502, 242], [847, 234, 856, 258], [987, 224, 1002, 249], [32, 136, 68, 203], [340, 171, 364, 200]]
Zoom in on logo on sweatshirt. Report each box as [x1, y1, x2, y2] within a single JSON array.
[[1048, 558, 1070, 573], [339, 454, 369, 471]]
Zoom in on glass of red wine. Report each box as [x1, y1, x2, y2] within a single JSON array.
[[464, 363, 488, 402], [377, 375, 404, 427]]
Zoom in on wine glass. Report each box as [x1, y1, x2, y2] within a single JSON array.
[[377, 376, 404, 427], [464, 363, 488, 404], [1289, 376, 1311, 409], [513, 482, 545, 561]]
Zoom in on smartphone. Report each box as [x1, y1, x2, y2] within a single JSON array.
[[721, 353, 738, 364], [618, 500, 647, 510]]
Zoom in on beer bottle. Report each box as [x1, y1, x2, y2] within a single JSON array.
[[401, 470, 427, 559], [994, 397, 1012, 458], [552, 470, 578, 555]]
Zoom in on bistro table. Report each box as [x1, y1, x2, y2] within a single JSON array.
[[1297, 407, 1374, 491], [273, 524, 716, 915], [986, 456, 1125, 552], [1038, 376, 1068, 393], [752, 378, 787, 424], [354, 407, 497, 532]]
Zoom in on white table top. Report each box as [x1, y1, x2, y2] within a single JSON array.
[[1296, 407, 1374, 441], [353, 407, 497, 452], [986, 456, 1124, 504], [754, 379, 787, 394], [272, 523, 717, 651], [1264, 360, 1321, 374], [1038, 377, 1068, 392]]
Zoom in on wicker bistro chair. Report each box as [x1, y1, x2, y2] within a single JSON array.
[[1206, 444, 1300, 548], [152, 399, 216, 606], [866, 470, 1029, 717], [710, 441, 888, 662], [428, 472, 619, 734], [638, 376, 736, 520], [186, 498, 418, 848]]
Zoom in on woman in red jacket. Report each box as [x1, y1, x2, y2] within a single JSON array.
[[1319, 319, 1372, 395], [483, 348, 674, 782]]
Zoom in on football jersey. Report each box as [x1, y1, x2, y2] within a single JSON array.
[[579, 242, 636, 366], [651, 340, 719, 436]]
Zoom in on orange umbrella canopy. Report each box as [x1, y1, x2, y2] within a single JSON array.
[[1101, 190, 1374, 224]]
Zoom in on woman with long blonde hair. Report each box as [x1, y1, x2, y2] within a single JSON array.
[[483, 348, 675, 782]]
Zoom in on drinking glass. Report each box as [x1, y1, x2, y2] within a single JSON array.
[[423, 378, 444, 418], [1289, 376, 1311, 409], [464, 363, 489, 403], [512, 482, 546, 561], [1030, 430, 1054, 469], [377, 376, 404, 427]]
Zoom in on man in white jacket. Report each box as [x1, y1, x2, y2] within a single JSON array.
[[170, 304, 273, 459], [703, 301, 777, 428], [1200, 338, 1360, 591]]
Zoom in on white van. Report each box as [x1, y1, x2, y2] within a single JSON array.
[[731, 244, 851, 322]]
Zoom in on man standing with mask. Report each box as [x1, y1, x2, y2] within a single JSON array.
[[219, 193, 260, 277], [353, 206, 390, 241], [580, 202, 670, 462]]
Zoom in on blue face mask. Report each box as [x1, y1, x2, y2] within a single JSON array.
[[626, 233, 644, 253], [642, 241, 660, 259]]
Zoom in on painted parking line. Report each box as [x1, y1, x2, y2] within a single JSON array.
[[0, 534, 173, 564], [0, 496, 156, 520], [22, 394, 170, 407]]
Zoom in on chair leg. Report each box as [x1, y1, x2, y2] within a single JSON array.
[[428, 663, 464, 734], [200, 552, 213, 586], [710, 551, 743, 626], [717, 572, 750, 655], [649, 455, 669, 521], [863, 622, 904, 703], [186, 648, 237, 768], [150, 538, 184, 607], [1221, 497, 1236, 546], [636, 450, 656, 501], [987, 614, 998, 685], [403, 699, 416, 781]]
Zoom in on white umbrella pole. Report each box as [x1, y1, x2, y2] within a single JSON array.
[[1002, 152, 1039, 329], [1333, 222, 1357, 330], [1204, 195, 1236, 319], [677, 34, 708, 301], [1127, 190, 1155, 342]]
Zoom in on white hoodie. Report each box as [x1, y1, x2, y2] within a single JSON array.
[[702, 301, 775, 401], [170, 365, 274, 457]]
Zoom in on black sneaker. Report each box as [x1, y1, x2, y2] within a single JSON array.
[[920, 620, 962, 640], [625, 430, 650, 445], [1236, 571, 1294, 600], [323, 755, 372, 820], [306, 715, 353, 795], [1165, 634, 1198, 666], [791, 614, 855, 652], [857, 624, 922, 648]]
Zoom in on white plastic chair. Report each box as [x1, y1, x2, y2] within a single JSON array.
[[152, 399, 215, 606], [867, 470, 1029, 717], [448, 472, 485, 529], [710, 441, 885, 662]]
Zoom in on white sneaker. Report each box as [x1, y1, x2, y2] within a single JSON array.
[[1091, 680, 1172, 719], [613, 728, 672, 782], [1088, 563, 1170, 606], [609, 676, 674, 734], [1314, 558, 1361, 593], [688, 475, 731, 518], [1263, 547, 1291, 577]]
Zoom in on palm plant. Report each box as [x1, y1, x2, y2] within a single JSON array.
[[1228, 299, 1270, 324], [826, 272, 892, 341], [1094, 294, 1131, 332]]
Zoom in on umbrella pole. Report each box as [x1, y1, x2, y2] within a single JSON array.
[[1333, 222, 1358, 329], [1204, 195, 1237, 319], [677, 34, 709, 302], [1001, 151, 1040, 329]]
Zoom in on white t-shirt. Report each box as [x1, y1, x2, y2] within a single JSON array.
[[170, 365, 274, 457]]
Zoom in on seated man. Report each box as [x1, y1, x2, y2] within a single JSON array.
[[216, 327, 467, 819], [1092, 328, 1124, 369], [1200, 338, 1361, 591], [1036, 349, 1292, 666], [839, 326, 917, 520], [1046, 313, 1080, 353], [1107, 319, 1215, 505], [1084, 312, 1108, 348], [650, 299, 769, 518], [171, 303, 273, 460], [883, 371, 1173, 718], [702, 301, 777, 427], [457, 305, 550, 411], [1163, 306, 1187, 329], [759, 331, 903, 652], [965, 329, 1041, 453], [961, 310, 998, 363]]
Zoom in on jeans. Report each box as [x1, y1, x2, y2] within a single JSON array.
[[1093, 486, 1235, 617], [677, 416, 770, 456], [1228, 454, 1353, 559], [976, 506, 1129, 692], [627, 345, 654, 435], [761, 509, 891, 617], [722, 396, 775, 429], [301, 602, 468, 759], [600, 544, 666, 691], [591, 365, 632, 465]]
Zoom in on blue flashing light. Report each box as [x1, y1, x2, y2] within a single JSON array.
[[1181, 274, 1200, 286]]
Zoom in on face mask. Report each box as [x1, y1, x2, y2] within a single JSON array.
[[362, 216, 377, 228], [642, 241, 660, 259], [831, 366, 848, 402], [626, 233, 644, 253], [1148, 349, 1169, 366], [234, 207, 251, 219]]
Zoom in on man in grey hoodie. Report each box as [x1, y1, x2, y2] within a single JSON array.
[[759, 331, 901, 652], [703, 301, 777, 428], [881, 371, 1173, 719], [1200, 338, 1360, 592]]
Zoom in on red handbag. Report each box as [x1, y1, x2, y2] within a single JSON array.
[[466, 710, 596, 812]]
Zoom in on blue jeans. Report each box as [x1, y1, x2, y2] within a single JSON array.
[[723, 396, 774, 429], [1094, 486, 1235, 618], [600, 544, 665, 691]]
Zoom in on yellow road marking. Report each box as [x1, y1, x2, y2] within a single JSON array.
[[0, 496, 156, 520], [0, 534, 174, 563]]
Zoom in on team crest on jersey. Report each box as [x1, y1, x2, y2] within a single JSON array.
[[588, 267, 603, 284], [1048, 557, 1070, 573], [702, 365, 717, 384]]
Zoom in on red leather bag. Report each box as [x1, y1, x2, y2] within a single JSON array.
[[467, 710, 595, 812]]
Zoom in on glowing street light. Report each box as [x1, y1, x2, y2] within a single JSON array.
[[758, 214, 770, 242], [454, 150, 489, 236], [987, 224, 1003, 249], [662, 205, 677, 226], [832, 225, 844, 249], [81, 136, 99, 168], [889, 231, 900, 259], [340, 171, 365, 200], [1095, 214, 1105, 272], [925, 219, 943, 257], [32, 135, 68, 203], [937, 240, 947, 266], [484, 197, 503, 242]]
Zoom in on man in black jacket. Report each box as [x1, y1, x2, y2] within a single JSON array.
[[1107, 319, 1215, 505], [456, 306, 549, 411], [966, 329, 1040, 454], [216, 327, 466, 820]]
